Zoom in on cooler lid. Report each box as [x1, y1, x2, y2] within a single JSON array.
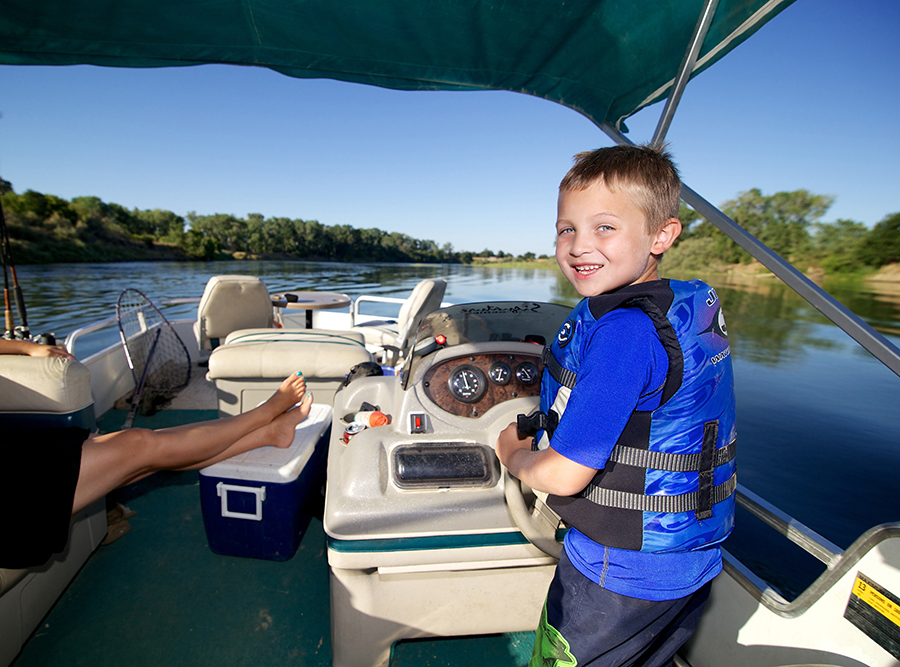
[[200, 403, 331, 483]]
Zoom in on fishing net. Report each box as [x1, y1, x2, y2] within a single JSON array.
[[116, 288, 191, 426]]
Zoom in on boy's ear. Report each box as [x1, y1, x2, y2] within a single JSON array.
[[651, 218, 682, 255]]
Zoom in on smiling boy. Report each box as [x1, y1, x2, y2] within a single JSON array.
[[496, 144, 737, 667]]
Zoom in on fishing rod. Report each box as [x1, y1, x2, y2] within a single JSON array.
[[0, 197, 14, 339], [2, 250, 12, 339], [0, 192, 29, 339]]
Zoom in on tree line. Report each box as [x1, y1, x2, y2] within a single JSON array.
[[0, 181, 480, 264], [2, 179, 898, 273], [669, 189, 899, 274]]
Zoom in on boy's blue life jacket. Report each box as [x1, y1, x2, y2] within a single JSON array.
[[535, 279, 737, 553]]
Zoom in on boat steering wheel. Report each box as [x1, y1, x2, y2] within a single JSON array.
[[503, 468, 563, 559]]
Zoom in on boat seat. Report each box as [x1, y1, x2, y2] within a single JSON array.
[[193, 275, 275, 351], [351, 278, 446, 366], [0, 355, 106, 667], [206, 328, 375, 416], [0, 355, 97, 430]]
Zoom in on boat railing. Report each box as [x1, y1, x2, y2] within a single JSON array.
[[351, 294, 407, 326], [64, 297, 201, 357], [351, 295, 454, 327], [725, 483, 900, 618], [64, 315, 118, 354]]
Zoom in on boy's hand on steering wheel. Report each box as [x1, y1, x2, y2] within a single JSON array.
[[495, 422, 532, 468]]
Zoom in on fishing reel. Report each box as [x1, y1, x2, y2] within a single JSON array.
[[2, 325, 29, 341], [2, 328, 55, 344]]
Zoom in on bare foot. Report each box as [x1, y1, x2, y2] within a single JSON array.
[[259, 373, 308, 417], [266, 392, 315, 449]]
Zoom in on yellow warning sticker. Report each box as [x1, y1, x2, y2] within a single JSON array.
[[852, 575, 900, 628], [846, 572, 900, 660]]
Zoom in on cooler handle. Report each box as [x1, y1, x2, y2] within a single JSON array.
[[216, 482, 266, 521]]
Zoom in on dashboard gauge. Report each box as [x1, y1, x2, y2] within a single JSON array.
[[515, 361, 540, 386], [448, 365, 487, 403], [488, 361, 511, 386]]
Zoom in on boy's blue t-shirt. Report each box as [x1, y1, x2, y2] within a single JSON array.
[[549, 306, 723, 601]]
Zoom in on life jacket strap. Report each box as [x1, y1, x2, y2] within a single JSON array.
[[582, 470, 737, 514], [542, 347, 577, 389], [608, 439, 736, 473]]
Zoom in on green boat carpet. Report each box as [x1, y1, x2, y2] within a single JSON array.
[[13, 410, 534, 666]]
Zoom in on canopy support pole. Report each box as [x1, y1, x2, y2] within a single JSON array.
[[601, 122, 900, 378], [651, 0, 721, 148]]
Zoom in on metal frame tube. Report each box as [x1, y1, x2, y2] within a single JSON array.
[[651, 0, 721, 148]]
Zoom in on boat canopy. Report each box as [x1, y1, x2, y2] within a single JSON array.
[[0, 0, 793, 129]]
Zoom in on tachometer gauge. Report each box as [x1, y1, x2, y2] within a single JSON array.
[[448, 365, 486, 403], [488, 361, 511, 386], [515, 361, 540, 386]]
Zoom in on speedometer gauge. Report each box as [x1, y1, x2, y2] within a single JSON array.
[[448, 365, 486, 403]]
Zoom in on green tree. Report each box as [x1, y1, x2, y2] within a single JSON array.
[[673, 202, 702, 247], [132, 208, 185, 240], [811, 219, 868, 273], [7, 189, 77, 224], [857, 212, 900, 267], [722, 188, 833, 262], [189, 213, 248, 251], [183, 229, 219, 260]]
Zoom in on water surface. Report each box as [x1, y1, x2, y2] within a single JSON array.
[[15, 260, 900, 594]]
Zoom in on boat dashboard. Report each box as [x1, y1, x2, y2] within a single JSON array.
[[421, 351, 543, 418], [325, 301, 571, 547], [401, 301, 569, 418]]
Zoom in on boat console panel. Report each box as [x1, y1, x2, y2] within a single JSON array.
[[421, 352, 543, 418], [392, 442, 497, 489]]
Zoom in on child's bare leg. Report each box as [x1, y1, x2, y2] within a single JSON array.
[[177, 392, 314, 471], [71, 373, 310, 514], [164, 371, 308, 439], [137, 372, 308, 465]]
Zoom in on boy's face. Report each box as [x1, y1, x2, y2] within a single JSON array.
[[556, 181, 679, 298]]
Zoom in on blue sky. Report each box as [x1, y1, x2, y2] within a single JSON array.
[[0, 0, 898, 257]]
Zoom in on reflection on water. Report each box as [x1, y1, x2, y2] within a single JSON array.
[[15, 261, 900, 594], [17, 261, 579, 356]]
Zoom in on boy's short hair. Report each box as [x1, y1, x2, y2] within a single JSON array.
[[559, 144, 682, 234]]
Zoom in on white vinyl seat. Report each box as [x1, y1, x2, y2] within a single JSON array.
[[207, 328, 375, 415], [351, 278, 447, 366], [193, 275, 275, 350]]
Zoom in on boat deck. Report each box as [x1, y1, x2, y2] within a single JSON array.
[[159, 364, 218, 412], [11, 407, 536, 667]]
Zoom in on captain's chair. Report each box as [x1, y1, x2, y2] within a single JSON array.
[[351, 278, 447, 366], [194, 275, 275, 351]]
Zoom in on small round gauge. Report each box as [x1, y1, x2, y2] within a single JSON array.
[[488, 361, 511, 386], [448, 365, 487, 403], [515, 361, 540, 386]]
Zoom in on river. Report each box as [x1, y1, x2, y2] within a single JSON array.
[[14, 259, 900, 597]]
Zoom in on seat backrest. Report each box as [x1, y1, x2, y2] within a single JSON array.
[[0, 356, 95, 430], [194, 275, 274, 350], [394, 278, 447, 356]]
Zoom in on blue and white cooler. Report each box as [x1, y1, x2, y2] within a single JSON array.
[[199, 402, 331, 560]]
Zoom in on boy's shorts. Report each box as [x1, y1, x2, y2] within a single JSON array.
[[529, 548, 711, 667]]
